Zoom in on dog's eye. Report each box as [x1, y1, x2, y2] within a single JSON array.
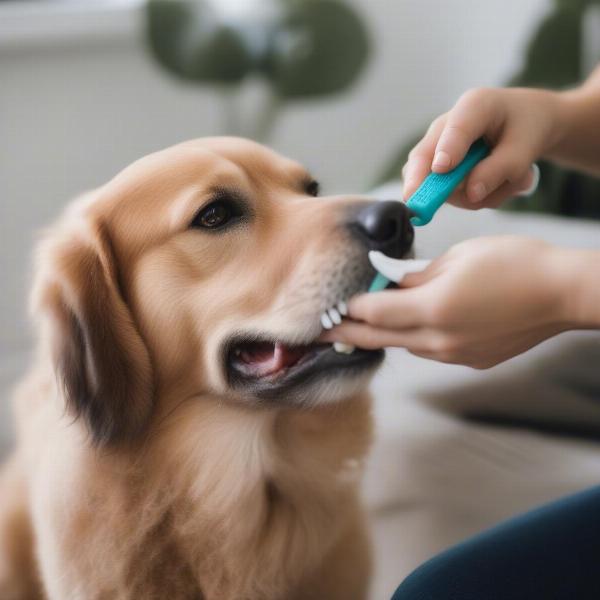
[[191, 199, 240, 230], [305, 180, 319, 197]]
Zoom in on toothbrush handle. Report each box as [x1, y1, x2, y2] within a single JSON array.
[[406, 138, 490, 226]]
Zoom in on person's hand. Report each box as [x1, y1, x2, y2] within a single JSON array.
[[321, 237, 577, 369], [402, 88, 564, 208]]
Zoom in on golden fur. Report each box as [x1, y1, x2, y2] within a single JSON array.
[[0, 138, 386, 600]]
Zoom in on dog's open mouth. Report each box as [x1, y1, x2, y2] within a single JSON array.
[[225, 336, 383, 399], [231, 340, 329, 379]]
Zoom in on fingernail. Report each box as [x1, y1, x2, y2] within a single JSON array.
[[470, 182, 487, 203], [517, 163, 540, 198], [432, 151, 451, 170]]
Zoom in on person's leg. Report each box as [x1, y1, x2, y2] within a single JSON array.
[[392, 485, 600, 600]]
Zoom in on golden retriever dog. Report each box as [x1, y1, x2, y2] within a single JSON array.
[[0, 138, 414, 600]]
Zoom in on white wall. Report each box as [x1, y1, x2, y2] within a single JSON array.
[[0, 0, 549, 367]]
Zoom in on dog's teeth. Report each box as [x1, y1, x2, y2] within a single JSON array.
[[337, 301, 348, 316], [334, 342, 355, 354], [321, 313, 333, 329], [328, 307, 342, 325]]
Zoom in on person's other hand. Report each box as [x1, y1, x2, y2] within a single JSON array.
[[321, 237, 575, 368], [402, 88, 563, 208]]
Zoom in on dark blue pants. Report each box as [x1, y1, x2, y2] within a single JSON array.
[[392, 486, 600, 600]]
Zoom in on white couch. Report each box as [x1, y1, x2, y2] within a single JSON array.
[[1, 186, 599, 600]]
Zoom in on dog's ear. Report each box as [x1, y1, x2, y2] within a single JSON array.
[[34, 218, 154, 446]]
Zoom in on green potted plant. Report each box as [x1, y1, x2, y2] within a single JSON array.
[[146, 0, 371, 140]]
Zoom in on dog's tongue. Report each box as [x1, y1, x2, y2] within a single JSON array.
[[239, 342, 308, 377]]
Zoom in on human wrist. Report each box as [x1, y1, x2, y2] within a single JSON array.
[[550, 247, 600, 329], [545, 83, 600, 162], [541, 89, 576, 159]]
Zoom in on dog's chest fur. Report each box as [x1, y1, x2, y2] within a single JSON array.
[[29, 390, 373, 600]]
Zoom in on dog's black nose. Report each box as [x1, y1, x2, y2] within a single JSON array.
[[350, 200, 414, 258]]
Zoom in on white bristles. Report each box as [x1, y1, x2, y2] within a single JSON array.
[[334, 342, 355, 354], [328, 307, 342, 325]]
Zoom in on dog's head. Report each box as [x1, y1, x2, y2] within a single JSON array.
[[33, 138, 414, 445]]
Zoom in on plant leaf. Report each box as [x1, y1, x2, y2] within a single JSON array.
[[262, 0, 370, 99], [146, 0, 252, 84]]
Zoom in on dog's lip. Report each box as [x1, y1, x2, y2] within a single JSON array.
[[223, 334, 383, 396]]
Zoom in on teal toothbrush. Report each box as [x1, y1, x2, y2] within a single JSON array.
[[368, 138, 490, 292]]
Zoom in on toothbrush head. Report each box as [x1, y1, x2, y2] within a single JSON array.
[[368, 251, 431, 292]]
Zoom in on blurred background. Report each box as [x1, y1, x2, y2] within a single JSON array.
[[2, 2, 600, 598], [0, 0, 553, 399]]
